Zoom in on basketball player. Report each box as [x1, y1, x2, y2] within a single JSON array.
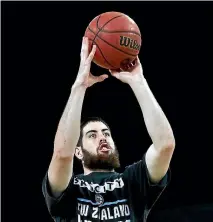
[[42, 37, 175, 222]]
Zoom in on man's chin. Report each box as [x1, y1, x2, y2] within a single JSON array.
[[82, 147, 120, 170], [97, 150, 112, 157]]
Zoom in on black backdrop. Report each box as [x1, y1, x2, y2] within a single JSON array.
[[2, 1, 213, 222]]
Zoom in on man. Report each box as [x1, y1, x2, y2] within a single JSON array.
[[42, 37, 175, 222]]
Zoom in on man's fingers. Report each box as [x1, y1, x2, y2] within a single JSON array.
[[80, 37, 89, 62], [109, 70, 120, 79], [89, 73, 108, 86], [97, 74, 108, 82], [109, 69, 116, 75], [109, 69, 121, 77], [91, 73, 108, 81], [86, 44, 96, 63], [134, 56, 140, 66], [80, 37, 85, 53], [80, 37, 85, 58]]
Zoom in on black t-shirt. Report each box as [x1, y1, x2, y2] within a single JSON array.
[[42, 154, 170, 222]]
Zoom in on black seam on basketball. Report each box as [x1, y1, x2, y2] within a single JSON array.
[[91, 15, 101, 47], [97, 15, 123, 31], [91, 15, 123, 47], [88, 37, 116, 69], [88, 27, 138, 57], [96, 15, 141, 36], [96, 15, 102, 31], [100, 30, 141, 37]]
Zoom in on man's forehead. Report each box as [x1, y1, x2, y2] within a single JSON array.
[[83, 121, 109, 134]]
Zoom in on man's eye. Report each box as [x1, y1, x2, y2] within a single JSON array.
[[89, 134, 96, 138], [105, 132, 110, 137]]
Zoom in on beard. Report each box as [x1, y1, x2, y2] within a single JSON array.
[[81, 145, 120, 171]]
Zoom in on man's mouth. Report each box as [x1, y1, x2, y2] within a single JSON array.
[[98, 143, 111, 152]]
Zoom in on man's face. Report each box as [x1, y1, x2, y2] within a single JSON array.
[[80, 121, 120, 170]]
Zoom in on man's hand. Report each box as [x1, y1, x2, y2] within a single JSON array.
[[109, 56, 144, 85], [74, 37, 108, 88]]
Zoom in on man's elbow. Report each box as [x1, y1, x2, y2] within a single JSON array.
[[161, 138, 176, 154], [166, 137, 175, 148], [159, 133, 176, 153], [165, 128, 175, 148]]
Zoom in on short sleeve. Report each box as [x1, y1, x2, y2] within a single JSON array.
[[122, 154, 171, 219], [42, 172, 77, 219]]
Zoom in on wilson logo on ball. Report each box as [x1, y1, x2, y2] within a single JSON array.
[[120, 36, 141, 51]]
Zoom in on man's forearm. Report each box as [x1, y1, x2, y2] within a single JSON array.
[[130, 78, 175, 150], [55, 84, 86, 154]]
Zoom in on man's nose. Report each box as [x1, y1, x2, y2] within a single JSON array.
[[100, 136, 107, 143]]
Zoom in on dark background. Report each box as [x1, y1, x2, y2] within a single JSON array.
[[2, 1, 213, 222]]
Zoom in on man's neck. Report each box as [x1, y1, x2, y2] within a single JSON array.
[[83, 167, 114, 175]]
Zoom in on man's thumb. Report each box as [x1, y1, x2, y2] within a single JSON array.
[[98, 74, 108, 82]]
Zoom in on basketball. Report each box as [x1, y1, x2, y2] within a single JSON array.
[[84, 11, 142, 70]]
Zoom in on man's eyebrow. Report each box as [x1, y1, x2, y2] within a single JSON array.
[[85, 128, 109, 135], [85, 130, 97, 135], [102, 128, 110, 132]]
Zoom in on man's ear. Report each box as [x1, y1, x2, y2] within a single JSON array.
[[75, 146, 83, 160]]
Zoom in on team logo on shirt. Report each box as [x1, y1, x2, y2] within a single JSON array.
[[95, 194, 104, 206], [73, 177, 124, 193]]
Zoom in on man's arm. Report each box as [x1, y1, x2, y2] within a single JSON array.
[[48, 84, 86, 197], [47, 37, 108, 197], [130, 78, 175, 183], [110, 58, 175, 184]]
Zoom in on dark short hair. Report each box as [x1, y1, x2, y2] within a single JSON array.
[[77, 117, 110, 147]]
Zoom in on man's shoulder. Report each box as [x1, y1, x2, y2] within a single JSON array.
[[124, 159, 145, 170]]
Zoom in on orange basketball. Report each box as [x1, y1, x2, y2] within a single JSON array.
[[84, 11, 142, 70]]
